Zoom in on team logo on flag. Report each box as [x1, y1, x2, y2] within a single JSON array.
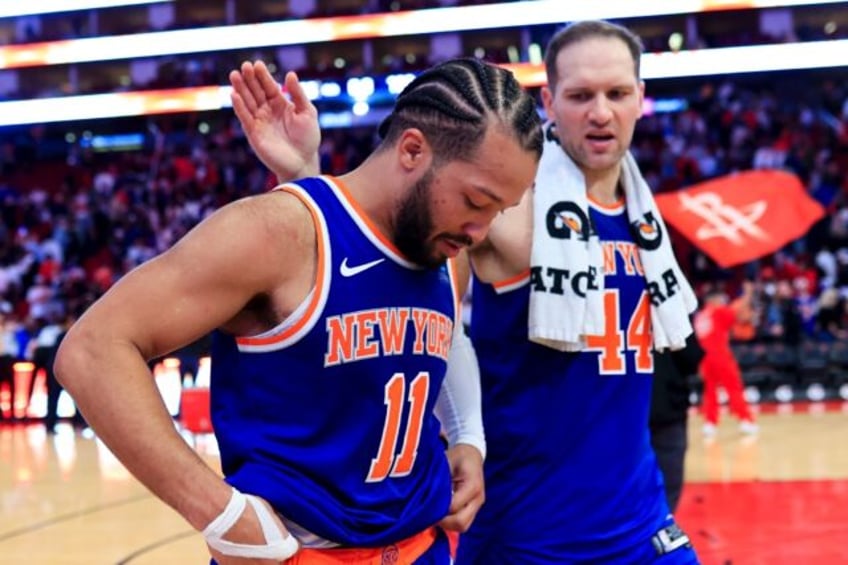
[[654, 170, 824, 268]]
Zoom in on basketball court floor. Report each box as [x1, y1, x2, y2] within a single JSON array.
[[1, 402, 847, 564]]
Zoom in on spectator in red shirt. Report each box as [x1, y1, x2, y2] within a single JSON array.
[[694, 282, 758, 437]]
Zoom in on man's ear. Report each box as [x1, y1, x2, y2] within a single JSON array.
[[540, 86, 554, 118], [637, 80, 646, 118], [397, 128, 432, 172]]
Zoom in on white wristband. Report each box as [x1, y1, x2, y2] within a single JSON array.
[[202, 487, 299, 560]]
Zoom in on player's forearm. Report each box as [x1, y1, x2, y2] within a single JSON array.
[[54, 329, 230, 531], [434, 327, 486, 460]]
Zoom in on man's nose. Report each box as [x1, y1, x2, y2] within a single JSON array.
[[588, 95, 613, 123], [461, 222, 490, 247]]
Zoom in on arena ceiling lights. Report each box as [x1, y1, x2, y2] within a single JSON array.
[[1, 38, 847, 126], [505, 38, 848, 84], [0, 0, 172, 19], [0, 0, 844, 69]]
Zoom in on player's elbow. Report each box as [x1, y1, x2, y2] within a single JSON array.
[[53, 324, 96, 393]]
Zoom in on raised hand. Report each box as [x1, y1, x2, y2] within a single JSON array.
[[229, 60, 321, 182]]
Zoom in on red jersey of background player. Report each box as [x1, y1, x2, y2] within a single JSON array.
[[694, 303, 736, 355]]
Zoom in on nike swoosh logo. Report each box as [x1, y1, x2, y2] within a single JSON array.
[[340, 257, 386, 277]]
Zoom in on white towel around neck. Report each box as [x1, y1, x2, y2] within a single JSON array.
[[528, 122, 697, 352]]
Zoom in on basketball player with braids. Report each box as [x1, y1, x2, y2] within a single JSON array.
[[54, 58, 543, 565], [236, 20, 702, 564]]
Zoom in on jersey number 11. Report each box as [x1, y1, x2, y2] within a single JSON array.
[[367, 372, 430, 482]]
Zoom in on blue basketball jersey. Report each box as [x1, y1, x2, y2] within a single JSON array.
[[210, 176, 457, 547], [460, 199, 669, 562]]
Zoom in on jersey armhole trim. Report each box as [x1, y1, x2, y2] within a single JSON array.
[[235, 185, 331, 352]]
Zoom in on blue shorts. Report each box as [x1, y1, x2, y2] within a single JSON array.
[[456, 515, 699, 564], [616, 515, 700, 565]]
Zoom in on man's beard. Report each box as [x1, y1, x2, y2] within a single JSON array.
[[394, 168, 474, 268], [394, 169, 441, 268]]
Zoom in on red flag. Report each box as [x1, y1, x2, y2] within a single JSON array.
[[654, 170, 824, 268]]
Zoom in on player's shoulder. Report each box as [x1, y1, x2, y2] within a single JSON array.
[[177, 191, 318, 289], [225, 189, 317, 242]]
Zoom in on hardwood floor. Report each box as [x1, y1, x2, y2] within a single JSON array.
[[1, 402, 847, 564]]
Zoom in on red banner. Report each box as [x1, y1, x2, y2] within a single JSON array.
[[654, 170, 824, 268]]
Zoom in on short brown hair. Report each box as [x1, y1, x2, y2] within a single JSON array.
[[544, 20, 644, 88]]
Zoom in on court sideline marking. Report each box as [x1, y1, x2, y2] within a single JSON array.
[[0, 493, 150, 542], [114, 530, 198, 564]]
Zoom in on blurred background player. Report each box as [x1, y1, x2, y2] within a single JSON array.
[[694, 282, 759, 437]]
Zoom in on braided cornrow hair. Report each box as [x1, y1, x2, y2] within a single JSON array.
[[377, 58, 543, 164]]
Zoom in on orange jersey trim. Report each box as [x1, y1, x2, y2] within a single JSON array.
[[235, 185, 328, 348], [587, 194, 624, 212], [447, 257, 462, 325], [492, 268, 531, 294], [286, 527, 437, 565], [328, 175, 407, 260]]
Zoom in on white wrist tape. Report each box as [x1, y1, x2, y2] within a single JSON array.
[[202, 487, 299, 560]]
